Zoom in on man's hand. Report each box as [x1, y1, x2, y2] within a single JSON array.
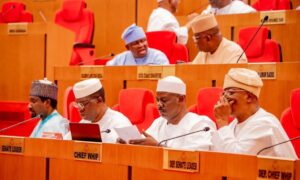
[[214, 96, 233, 128], [116, 138, 127, 144], [129, 131, 158, 146]]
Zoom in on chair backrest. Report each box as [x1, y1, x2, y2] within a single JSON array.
[[63, 87, 76, 119], [113, 88, 158, 131], [238, 26, 281, 63], [146, 31, 189, 64], [252, 0, 291, 10], [0, 2, 33, 23], [280, 88, 300, 157], [55, 0, 94, 44], [0, 101, 38, 137]]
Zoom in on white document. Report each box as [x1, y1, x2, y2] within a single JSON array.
[[114, 125, 143, 143]]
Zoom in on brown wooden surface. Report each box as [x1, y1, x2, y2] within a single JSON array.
[[0, 23, 46, 102], [0, 154, 46, 180], [296, 160, 300, 180], [54, 62, 300, 119]]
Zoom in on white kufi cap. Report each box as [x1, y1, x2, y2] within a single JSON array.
[[156, 76, 186, 95], [73, 78, 102, 99]]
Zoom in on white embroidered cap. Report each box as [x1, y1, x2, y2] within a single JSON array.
[[191, 13, 218, 34], [223, 68, 263, 97], [156, 76, 186, 95], [73, 78, 102, 99]]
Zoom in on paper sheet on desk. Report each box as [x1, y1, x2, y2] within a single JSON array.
[[114, 125, 143, 143]]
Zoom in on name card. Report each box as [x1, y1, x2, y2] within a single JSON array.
[[73, 141, 101, 162], [7, 23, 28, 35], [80, 66, 104, 80], [137, 65, 175, 80], [260, 11, 286, 25], [0, 136, 24, 155], [163, 148, 199, 172], [257, 156, 294, 180], [248, 63, 276, 79]]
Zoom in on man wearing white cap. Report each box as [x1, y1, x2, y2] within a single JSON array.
[[29, 78, 69, 138], [190, 14, 247, 64], [212, 68, 297, 158], [64, 78, 132, 143], [147, 0, 196, 45], [129, 76, 216, 150], [202, 0, 256, 15], [107, 24, 169, 66]]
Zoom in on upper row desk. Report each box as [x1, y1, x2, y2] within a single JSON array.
[[54, 62, 300, 119], [0, 137, 299, 180]]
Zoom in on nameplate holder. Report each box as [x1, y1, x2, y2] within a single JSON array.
[[163, 148, 199, 173], [7, 23, 28, 35], [260, 10, 286, 25], [73, 141, 102, 162], [248, 63, 276, 80], [257, 156, 294, 180], [137, 65, 175, 80], [80, 66, 104, 80], [0, 136, 24, 155]]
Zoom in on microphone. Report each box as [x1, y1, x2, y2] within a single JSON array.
[[157, 127, 210, 146], [75, 52, 115, 66], [38, 10, 47, 23], [257, 135, 300, 155], [236, 15, 269, 63], [101, 129, 111, 133], [0, 114, 41, 134]]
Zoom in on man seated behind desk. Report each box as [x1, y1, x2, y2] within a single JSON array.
[[107, 24, 169, 66], [212, 68, 298, 159], [29, 79, 69, 138], [190, 14, 247, 64], [64, 78, 132, 142], [129, 76, 216, 150]]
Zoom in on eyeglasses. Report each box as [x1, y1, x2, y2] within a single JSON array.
[[75, 97, 98, 111], [223, 89, 248, 96], [192, 34, 206, 42]]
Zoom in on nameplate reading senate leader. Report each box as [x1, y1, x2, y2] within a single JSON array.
[[73, 141, 102, 162], [163, 148, 199, 173], [0, 136, 24, 155]]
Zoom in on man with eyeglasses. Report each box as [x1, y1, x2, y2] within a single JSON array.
[[129, 76, 216, 150], [212, 68, 297, 158], [190, 14, 247, 64], [107, 24, 169, 66], [64, 78, 132, 142], [29, 78, 69, 138]]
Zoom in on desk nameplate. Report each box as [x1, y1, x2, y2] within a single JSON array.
[[260, 11, 286, 25], [163, 148, 199, 173], [248, 63, 276, 80], [73, 141, 102, 162], [0, 136, 24, 155], [80, 66, 104, 80], [137, 65, 175, 80], [257, 156, 294, 180], [7, 23, 28, 35]]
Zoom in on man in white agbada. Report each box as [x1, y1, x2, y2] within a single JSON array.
[[29, 79, 69, 138], [147, 0, 196, 45], [64, 78, 132, 143], [129, 76, 216, 150], [191, 14, 247, 64], [202, 0, 256, 15], [212, 68, 298, 159], [107, 24, 169, 66]]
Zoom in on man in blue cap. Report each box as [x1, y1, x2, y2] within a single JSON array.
[[107, 24, 169, 65]]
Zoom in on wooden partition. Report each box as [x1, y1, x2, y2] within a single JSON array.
[[54, 62, 300, 118], [0, 137, 299, 180], [0, 23, 46, 102]]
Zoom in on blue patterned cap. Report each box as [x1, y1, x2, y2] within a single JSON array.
[[121, 24, 146, 45], [30, 78, 58, 100]]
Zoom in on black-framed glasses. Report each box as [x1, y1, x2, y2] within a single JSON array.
[[75, 97, 98, 110]]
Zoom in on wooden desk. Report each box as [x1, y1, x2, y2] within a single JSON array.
[[0, 137, 298, 180], [54, 62, 300, 118]]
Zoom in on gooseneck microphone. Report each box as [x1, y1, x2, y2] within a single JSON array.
[[157, 127, 210, 147], [257, 135, 300, 155], [236, 15, 269, 63], [101, 129, 111, 133], [0, 114, 41, 133]]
